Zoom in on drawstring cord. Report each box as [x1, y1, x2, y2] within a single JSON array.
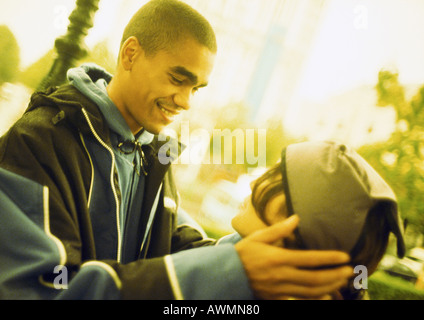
[[117, 141, 149, 176]]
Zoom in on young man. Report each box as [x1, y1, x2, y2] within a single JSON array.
[[0, 0, 352, 300]]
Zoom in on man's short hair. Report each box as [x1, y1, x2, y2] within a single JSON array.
[[121, 0, 217, 56]]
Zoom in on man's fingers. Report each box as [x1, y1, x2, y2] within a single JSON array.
[[248, 264, 353, 297], [278, 249, 351, 268], [248, 215, 300, 244], [252, 270, 350, 300], [252, 264, 352, 300], [275, 265, 354, 287]]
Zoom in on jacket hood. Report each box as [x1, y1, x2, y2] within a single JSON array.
[[28, 84, 110, 142], [68, 64, 139, 144]]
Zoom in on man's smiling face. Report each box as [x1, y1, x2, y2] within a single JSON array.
[[117, 36, 216, 135]]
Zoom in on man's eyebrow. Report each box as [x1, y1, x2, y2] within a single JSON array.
[[171, 66, 208, 87]]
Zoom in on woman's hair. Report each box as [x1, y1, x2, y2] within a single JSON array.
[[121, 0, 217, 57], [251, 164, 285, 225], [251, 163, 391, 300], [343, 202, 391, 299]]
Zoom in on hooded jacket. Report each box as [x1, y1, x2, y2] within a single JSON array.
[[0, 76, 252, 299]]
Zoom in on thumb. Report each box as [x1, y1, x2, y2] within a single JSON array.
[[248, 215, 300, 244]]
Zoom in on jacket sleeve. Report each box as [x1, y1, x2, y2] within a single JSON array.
[[0, 109, 125, 299], [0, 167, 121, 300], [169, 225, 254, 300], [167, 244, 255, 300], [171, 209, 255, 300]]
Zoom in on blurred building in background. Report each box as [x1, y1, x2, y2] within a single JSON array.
[[184, 0, 328, 124]]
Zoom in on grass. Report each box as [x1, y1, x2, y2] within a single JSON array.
[[368, 271, 424, 300]]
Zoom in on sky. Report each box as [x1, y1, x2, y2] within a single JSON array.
[[294, 0, 424, 101]]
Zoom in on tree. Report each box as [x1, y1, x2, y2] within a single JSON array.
[[0, 25, 20, 86], [359, 70, 424, 244]]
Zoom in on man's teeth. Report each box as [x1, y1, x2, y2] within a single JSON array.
[[159, 106, 174, 117]]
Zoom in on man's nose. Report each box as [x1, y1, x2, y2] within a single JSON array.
[[173, 88, 193, 111]]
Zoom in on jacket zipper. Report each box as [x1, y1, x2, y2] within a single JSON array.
[[81, 108, 122, 263], [138, 184, 163, 258], [79, 132, 94, 209]]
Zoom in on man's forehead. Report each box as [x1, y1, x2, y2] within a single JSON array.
[[168, 38, 215, 79]]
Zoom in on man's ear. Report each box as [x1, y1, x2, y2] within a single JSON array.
[[120, 36, 142, 71]]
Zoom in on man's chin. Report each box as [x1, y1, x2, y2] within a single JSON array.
[[143, 123, 168, 136]]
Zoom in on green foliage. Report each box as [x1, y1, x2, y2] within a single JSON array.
[[0, 25, 20, 85], [19, 50, 55, 90], [368, 271, 424, 300], [359, 70, 424, 241], [375, 71, 407, 113]]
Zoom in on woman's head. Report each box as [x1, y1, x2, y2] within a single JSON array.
[[232, 166, 287, 238], [232, 164, 303, 252], [232, 141, 405, 288]]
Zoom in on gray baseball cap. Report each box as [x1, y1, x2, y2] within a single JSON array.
[[280, 141, 406, 258]]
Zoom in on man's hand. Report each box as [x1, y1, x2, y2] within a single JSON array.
[[234, 215, 353, 300]]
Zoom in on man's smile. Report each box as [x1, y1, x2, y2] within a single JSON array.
[[157, 101, 181, 122]]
